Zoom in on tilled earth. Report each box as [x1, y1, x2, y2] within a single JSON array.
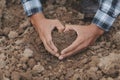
[[0, 0, 120, 80]]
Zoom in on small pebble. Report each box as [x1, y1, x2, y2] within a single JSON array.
[[33, 63, 45, 73], [0, 36, 6, 43], [3, 27, 10, 35], [28, 58, 36, 68], [15, 39, 24, 45], [22, 48, 33, 58], [0, 59, 6, 69], [8, 31, 18, 39], [20, 57, 28, 63]]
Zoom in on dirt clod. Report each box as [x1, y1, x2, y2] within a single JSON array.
[[98, 53, 120, 77], [8, 31, 18, 39], [32, 63, 45, 73], [22, 48, 33, 58], [27, 58, 36, 69]]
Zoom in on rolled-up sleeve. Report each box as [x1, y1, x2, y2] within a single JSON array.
[[92, 0, 120, 31], [21, 0, 42, 16]]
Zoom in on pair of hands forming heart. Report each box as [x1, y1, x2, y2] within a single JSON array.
[[31, 13, 104, 60]]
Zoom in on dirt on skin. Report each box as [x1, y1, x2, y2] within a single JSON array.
[[0, 0, 120, 80]]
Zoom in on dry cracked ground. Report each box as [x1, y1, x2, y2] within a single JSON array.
[[0, 0, 120, 80]]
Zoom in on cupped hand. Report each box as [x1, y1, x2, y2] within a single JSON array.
[[31, 13, 65, 57], [59, 24, 104, 60]]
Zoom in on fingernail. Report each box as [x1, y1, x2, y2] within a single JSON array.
[[59, 56, 63, 60], [56, 54, 60, 57]]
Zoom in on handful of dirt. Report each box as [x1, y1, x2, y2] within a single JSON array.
[[52, 29, 77, 53]]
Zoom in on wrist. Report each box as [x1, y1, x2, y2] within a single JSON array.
[[90, 24, 104, 36], [30, 13, 46, 28]]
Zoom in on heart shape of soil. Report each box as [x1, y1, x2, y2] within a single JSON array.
[[52, 29, 77, 53]]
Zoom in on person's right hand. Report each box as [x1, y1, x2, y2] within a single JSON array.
[[30, 13, 65, 57]]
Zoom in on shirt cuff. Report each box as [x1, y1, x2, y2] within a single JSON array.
[[21, 0, 42, 16], [92, 9, 116, 31]]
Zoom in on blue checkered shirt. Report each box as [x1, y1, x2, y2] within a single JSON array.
[[21, 0, 120, 31]]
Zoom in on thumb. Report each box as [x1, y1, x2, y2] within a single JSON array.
[[65, 24, 80, 32], [64, 24, 74, 32], [55, 20, 65, 33]]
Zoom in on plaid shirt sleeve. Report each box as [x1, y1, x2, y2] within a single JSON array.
[[92, 0, 120, 31], [21, 0, 42, 16]]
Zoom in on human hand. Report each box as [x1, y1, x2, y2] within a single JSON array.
[[31, 13, 65, 57], [59, 24, 104, 60]]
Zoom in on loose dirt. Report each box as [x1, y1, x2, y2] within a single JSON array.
[[0, 0, 120, 80], [52, 30, 77, 53]]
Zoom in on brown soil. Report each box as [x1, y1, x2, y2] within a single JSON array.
[[0, 0, 120, 80], [52, 30, 77, 53]]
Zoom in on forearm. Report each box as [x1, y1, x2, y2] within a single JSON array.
[[92, 0, 120, 31], [30, 13, 45, 29]]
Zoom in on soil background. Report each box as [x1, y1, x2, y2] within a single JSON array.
[[0, 0, 120, 80]]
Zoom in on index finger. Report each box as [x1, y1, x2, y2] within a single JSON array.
[[43, 40, 60, 57], [55, 20, 65, 33]]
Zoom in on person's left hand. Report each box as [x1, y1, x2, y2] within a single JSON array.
[[59, 24, 104, 60]]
